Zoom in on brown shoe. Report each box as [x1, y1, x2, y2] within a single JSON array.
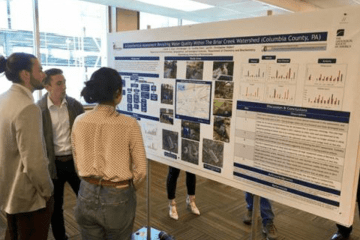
[[262, 221, 278, 240], [243, 210, 252, 225]]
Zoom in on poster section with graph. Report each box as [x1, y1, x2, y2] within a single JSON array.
[[108, 6, 360, 226]]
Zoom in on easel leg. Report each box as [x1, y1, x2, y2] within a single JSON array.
[[250, 195, 260, 240], [147, 159, 151, 240]]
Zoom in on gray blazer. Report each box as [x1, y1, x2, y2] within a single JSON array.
[[0, 84, 53, 214], [37, 93, 84, 179]]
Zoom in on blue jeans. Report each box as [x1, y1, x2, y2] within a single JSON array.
[[245, 192, 274, 226], [75, 180, 136, 240]]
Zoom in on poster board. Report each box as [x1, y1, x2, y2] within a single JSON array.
[[107, 6, 360, 226]]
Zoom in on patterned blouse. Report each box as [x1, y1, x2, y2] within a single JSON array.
[[71, 104, 147, 187]]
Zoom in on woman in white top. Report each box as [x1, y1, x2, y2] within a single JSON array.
[[71, 67, 147, 240]]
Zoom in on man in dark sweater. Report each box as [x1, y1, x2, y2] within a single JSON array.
[[37, 68, 84, 240]]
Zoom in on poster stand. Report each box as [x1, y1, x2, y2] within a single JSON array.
[[133, 159, 164, 240], [146, 159, 151, 240], [250, 195, 260, 240]]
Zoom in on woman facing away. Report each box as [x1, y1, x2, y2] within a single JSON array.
[[71, 67, 147, 240]]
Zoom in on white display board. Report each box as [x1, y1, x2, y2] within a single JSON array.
[[107, 6, 360, 226]]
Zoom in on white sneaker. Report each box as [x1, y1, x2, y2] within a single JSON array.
[[169, 202, 179, 220], [186, 195, 200, 215]]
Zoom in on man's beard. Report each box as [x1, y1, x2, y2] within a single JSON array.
[[30, 75, 44, 90]]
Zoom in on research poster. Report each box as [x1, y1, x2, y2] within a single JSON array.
[[107, 6, 360, 226]]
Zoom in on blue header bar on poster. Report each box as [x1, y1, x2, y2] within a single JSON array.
[[234, 163, 340, 195], [123, 32, 328, 49], [165, 56, 233, 61], [119, 72, 159, 78], [115, 57, 160, 60], [236, 101, 350, 123], [117, 110, 160, 122], [233, 171, 339, 206]]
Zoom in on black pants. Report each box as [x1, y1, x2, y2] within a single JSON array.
[[51, 159, 81, 240], [167, 167, 196, 200], [5, 196, 54, 240], [336, 177, 360, 237]]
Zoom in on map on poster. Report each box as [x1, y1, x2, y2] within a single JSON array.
[[175, 79, 212, 124], [108, 6, 360, 226]]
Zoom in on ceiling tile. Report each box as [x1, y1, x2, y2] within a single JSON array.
[[80, 0, 359, 23], [194, 0, 254, 7], [304, 0, 358, 8], [222, 1, 273, 13], [192, 7, 242, 17]]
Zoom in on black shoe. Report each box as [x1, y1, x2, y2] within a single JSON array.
[[331, 232, 349, 240], [54, 234, 68, 240]]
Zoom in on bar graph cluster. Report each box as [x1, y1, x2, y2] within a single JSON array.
[[306, 64, 347, 87], [268, 89, 294, 100], [270, 69, 295, 80], [240, 83, 264, 101], [308, 71, 344, 83], [266, 85, 296, 104], [241, 64, 267, 81], [244, 69, 265, 78], [245, 87, 260, 97], [268, 64, 298, 83], [303, 87, 343, 110], [308, 94, 340, 106]]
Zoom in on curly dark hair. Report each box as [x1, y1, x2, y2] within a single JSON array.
[[81, 67, 123, 104]]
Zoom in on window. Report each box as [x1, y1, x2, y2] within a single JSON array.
[[182, 19, 200, 26], [0, 0, 107, 104], [140, 12, 178, 30], [39, 0, 107, 104], [0, 0, 34, 96]]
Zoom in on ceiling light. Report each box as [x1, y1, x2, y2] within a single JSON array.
[[137, 0, 214, 12]]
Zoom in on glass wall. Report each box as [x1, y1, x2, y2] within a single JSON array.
[[39, 0, 107, 103], [140, 12, 178, 30], [0, 0, 107, 103], [182, 19, 200, 26], [0, 0, 34, 96], [1, 0, 196, 101]]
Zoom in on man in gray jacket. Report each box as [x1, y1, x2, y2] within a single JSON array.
[[37, 68, 84, 240], [0, 53, 54, 240]]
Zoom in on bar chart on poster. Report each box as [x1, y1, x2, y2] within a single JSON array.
[[108, 6, 360, 225]]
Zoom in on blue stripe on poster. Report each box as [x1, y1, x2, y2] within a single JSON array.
[[165, 56, 233, 61], [233, 171, 339, 206], [236, 101, 350, 123], [175, 115, 210, 124], [115, 57, 160, 60], [234, 163, 340, 195], [123, 32, 328, 49], [117, 110, 159, 122], [119, 72, 160, 78]]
